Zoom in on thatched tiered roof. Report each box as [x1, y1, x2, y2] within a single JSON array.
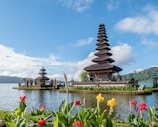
[[84, 23, 122, 73], [36, 67, 49, 81]]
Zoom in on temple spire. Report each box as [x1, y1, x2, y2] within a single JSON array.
[[84, 23, 122, 81]]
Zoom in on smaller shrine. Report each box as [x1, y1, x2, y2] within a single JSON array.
[[35, 67, 50, 87], [13, 67, 58, 90]]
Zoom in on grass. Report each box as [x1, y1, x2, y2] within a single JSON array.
[[59, 86, 157, 95], [0, 110, 13, 120]]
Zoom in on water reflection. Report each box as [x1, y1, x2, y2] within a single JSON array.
[[0, 83, 158, 121]]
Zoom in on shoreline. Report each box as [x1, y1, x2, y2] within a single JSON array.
[[13, 86, 56, 90], [58, 88, 153, 95]]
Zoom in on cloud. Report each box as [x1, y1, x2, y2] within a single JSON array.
[[0, 43, 134, 81], [75, 37, 94, 47], [73, 52, 94, 80], [111, 43, 135, 66], [141, 39, 158, 47], [0, 44, 64, 78], [106, 0, 119, 11], [115, 5, 158, 35], [59, 0, 94, 12]]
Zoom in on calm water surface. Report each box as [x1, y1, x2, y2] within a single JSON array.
[[0, 82, 157, 121]]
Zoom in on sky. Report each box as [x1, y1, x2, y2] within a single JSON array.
[[0, 0, 158, 81]]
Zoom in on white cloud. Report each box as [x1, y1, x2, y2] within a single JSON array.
[[141, 39, 158, 47], [115, 5, 158, 35], [106, 0, 119, 11], [73, 52, 95, 80], [75, 37, 94, 47], [111, 43, 134, 66], [59, 0, 94, 12], [0, 45, 64, 78], [0, 43, 134, 81]]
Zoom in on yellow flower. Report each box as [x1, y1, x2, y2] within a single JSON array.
[[96, 93, 104, 102], [107, 98, 118, 107]]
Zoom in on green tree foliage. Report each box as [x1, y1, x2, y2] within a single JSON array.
[[123, 67, 158, 82], [80, 71, 88, 82]]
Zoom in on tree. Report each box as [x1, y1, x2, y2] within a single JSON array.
[[80, 71, 88, 82]]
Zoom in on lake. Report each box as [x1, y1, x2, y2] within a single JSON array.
[[0, 82, 157, 121]]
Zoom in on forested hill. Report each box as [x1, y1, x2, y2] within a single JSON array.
[[0, 76, 24, 83], [122, 67, 158, 82]]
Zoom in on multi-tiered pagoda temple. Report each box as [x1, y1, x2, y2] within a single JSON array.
[[36, 67, 50, 87], [84, 23, 122, 82]]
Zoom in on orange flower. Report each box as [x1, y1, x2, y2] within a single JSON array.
[[20, 96, 26, 102], [72, 120, 84, 127]]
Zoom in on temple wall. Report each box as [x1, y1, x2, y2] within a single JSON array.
[[72, 81, 128, 87]]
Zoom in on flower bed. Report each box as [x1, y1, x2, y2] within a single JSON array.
[[0, 93, 158, 127]]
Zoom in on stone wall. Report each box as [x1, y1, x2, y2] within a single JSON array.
[[72, 81, 128, 87]]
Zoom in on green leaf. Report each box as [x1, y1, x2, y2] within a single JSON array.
[[6, 122, 17, 127], [28, 116, 39, 122], [67, 101, 74, 116], [19, 102, 26, 112], [107, 115, 112, 127], [148, 107, 153, 122], [53, 117, 59, 127], [44, 114, 53, 120], [15, 108, 22, 116], [59, 100, 67, 113], [16, 118, 27, 127]]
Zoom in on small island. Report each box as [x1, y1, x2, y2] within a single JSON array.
[[13, 67, 63, 90]]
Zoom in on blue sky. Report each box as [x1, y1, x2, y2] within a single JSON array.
[[0, 0, 158, 81]]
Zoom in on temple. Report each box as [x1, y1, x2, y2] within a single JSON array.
[[35, 67, 50, 87], [84, 23, 122, 82]]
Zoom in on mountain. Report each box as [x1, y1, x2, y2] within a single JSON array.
[[0, 76, 24, 83], [122, 67, 158, 82]]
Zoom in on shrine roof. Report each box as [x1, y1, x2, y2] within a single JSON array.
[[84, 63, 122, 72]]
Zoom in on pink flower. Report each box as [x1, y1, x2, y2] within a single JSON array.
[[139, 102, 147, 112], [20, 96, 26, 102], [38, 119, 46, 127], [40, 104, 46, 110], [72, 120, 84, 127], [74, 100, 81, 106]]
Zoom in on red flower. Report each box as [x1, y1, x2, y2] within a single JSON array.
[[74, 100, 81, 106], [139, 102, 147, 112], [72, 120, 84, 127], [38, 119, 46, 127], [130, 99, 137, 106], [20, 96, 26, 102], [40, 104, 46, 110]]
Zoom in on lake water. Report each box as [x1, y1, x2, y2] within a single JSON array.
[[0, 82, 157, 121]]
